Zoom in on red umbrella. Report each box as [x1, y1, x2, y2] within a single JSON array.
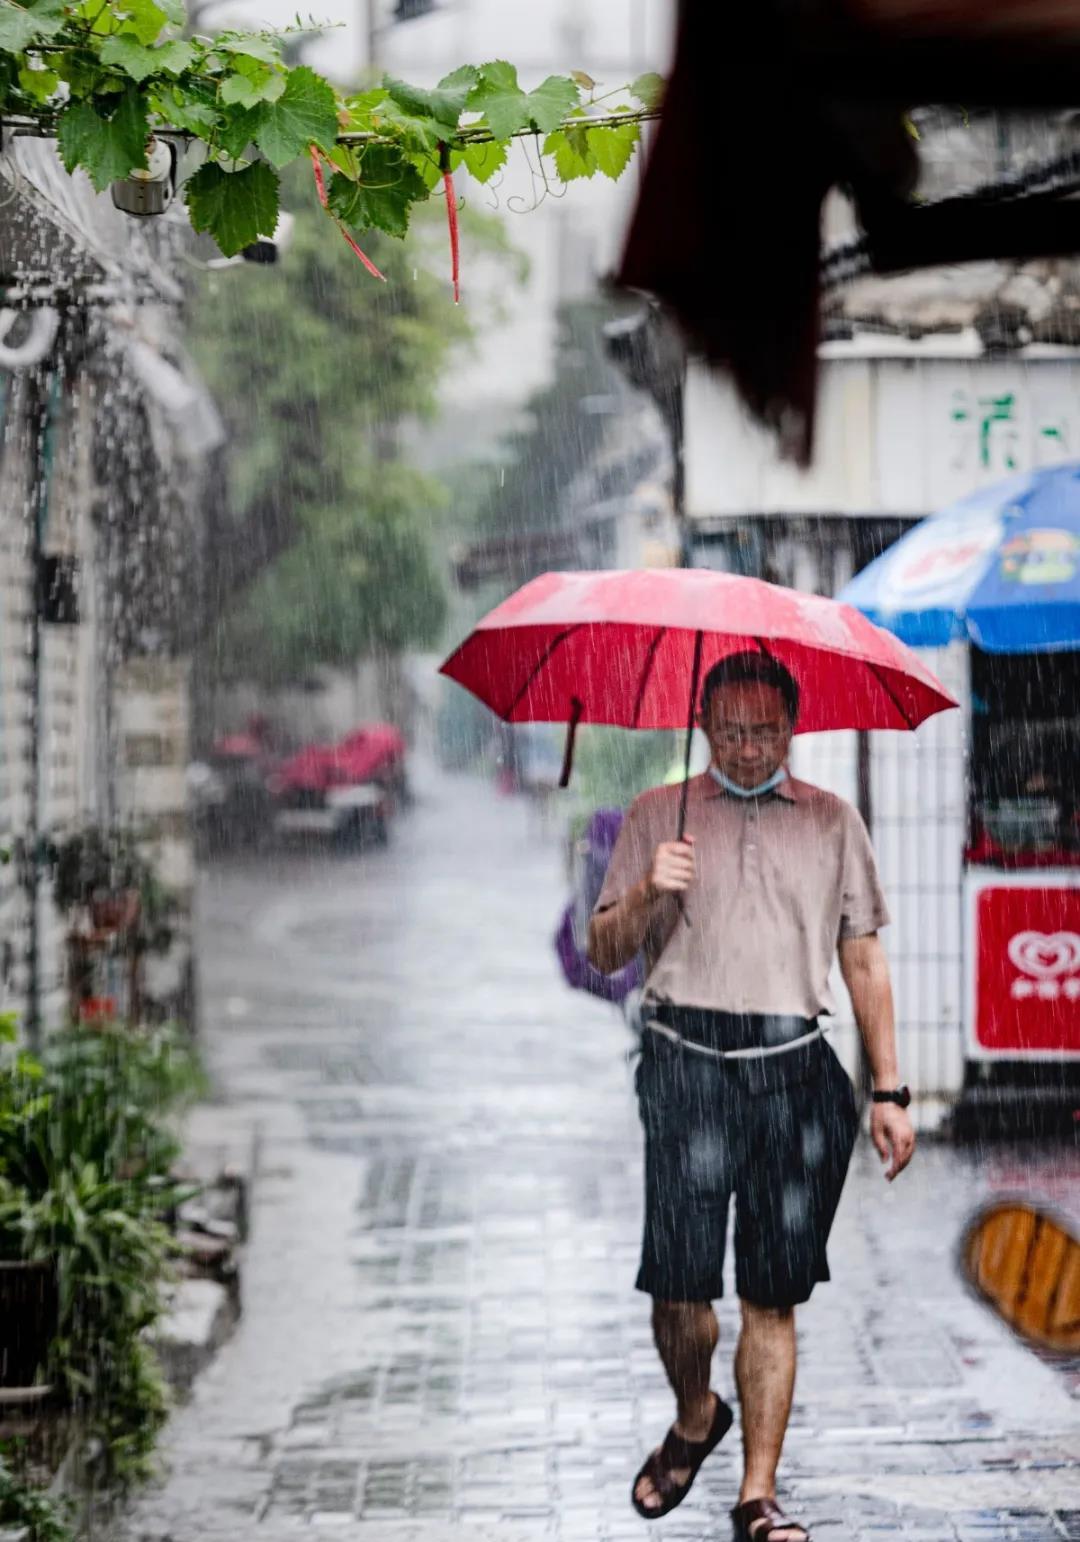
[[439, 568, 957, 836]]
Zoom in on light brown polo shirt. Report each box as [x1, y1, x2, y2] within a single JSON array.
[[594, 772, 889, 1018]]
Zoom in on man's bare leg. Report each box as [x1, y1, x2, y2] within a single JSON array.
[[634, 1299, 719, 1512], [734, 1301, 805, 1540]]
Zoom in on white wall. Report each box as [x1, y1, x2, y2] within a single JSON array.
[[687, 346, 1080, 520]]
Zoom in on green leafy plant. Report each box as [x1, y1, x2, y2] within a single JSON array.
[[0, 1444, 72, 1542], [0, 0, 661, 262], [0, 1023, 201, 1488]]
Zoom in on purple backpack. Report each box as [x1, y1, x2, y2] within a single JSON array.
[[555, 808, 644, 1004]]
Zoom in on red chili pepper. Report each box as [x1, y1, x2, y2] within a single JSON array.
[[439, 141, 460, 303], [310, 147, 387, 283]]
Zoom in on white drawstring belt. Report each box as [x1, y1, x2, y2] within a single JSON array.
[[645, 1018, 824, 1061]]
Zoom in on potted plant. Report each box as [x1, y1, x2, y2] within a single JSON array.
[[49, 829, 175, 1027], [51, 829, 143, 933]]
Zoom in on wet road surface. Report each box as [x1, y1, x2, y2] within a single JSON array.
[[124, 764, 1080, 1541]]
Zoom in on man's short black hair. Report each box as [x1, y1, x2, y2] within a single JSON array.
[[700, 650, 800, 725]]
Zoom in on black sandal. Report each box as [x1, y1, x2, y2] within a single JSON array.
[[732, 1496, 811, 1541], [630, 1393, 734, 1519]]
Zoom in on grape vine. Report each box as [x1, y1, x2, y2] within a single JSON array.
[[0, 0, 662, 273]]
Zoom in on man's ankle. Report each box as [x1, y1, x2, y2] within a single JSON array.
[[676, 1391, 716, 1433], [738, 1480, 777, 1506]]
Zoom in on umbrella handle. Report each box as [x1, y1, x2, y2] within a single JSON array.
[[558, 697, 584, 788], [676, 630, 704, 928], [676, 630, 704, 842]]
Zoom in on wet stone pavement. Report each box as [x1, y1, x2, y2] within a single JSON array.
[[123, 765, 1080, 1542]]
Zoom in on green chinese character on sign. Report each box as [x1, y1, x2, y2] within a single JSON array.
[[977, 393, 1017, 471]]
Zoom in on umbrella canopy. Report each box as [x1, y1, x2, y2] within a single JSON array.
[[839, 463, 1080, 654], [440, 569, 956, 737]]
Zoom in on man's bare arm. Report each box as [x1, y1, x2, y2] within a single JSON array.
[[587, 838, 695, 975], [839, 932, 915, 1180], [839, 932, 898, 1085]]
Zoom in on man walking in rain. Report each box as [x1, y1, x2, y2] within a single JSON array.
[[588, 652, 915, 1542]]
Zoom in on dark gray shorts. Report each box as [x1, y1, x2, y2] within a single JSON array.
[[635, 1011, 859, 1309]]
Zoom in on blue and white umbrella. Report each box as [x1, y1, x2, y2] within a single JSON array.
[[840, 464, 1080, 654]]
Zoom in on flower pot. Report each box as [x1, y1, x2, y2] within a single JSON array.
[[0, 1260, 58, 1388]]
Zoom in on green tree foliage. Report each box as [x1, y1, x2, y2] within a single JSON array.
[[190, 165, 514, 686], [211, 466, 450, 687]]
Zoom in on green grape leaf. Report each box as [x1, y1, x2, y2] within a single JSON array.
[[156, 0, 185, 23], [375, 98, 444, 153], [543, 123, 595, 181], [347, 86, 388, 113], [152, 85, 219, 134], [571, 69, 596, 90], [184, 157, 279, 256], [461, 138, 507, 184], [322, 142, 356, 175], [215, 33, 281, 66], [253, 64, 338, 167], [340, 87, 386, 134], [524, 74, 579, 134], [216, 101, 266, 159], [630, 71, 664, 109], [0, 0, 65, 53], [115, 0, 169, 45], [588, 119, 638, 180], [327, 145, 428, 238], [409, 154, 439, 193], [437, 64, 477, 92], [100, 35, 196, 81], [57, 86, 150, 192], [383, 73, 470, 130], [100, 36, 158, 80], [17, 64, 59, 101], [220, 68, 283, 107], [465, 60, 529, 140], [157, 38, 195, 73], [408, 148, 447, 192]]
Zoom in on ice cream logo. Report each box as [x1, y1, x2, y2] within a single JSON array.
[[1008, 930, 1080, 1001], [999, 528, 1080, 586]]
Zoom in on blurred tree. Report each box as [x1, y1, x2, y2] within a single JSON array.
[[189, 161, 517, 686], [460, 296, 628, 544]]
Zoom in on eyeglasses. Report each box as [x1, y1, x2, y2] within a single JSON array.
[[710, 724, 789, 748]]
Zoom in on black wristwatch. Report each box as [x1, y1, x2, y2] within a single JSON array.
[[872, 1086, 911, 1108]]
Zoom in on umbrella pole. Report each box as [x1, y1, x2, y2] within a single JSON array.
[[677, 630, 704, 842]]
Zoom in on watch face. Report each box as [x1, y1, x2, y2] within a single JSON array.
[[897, 1086, 911, 1108]]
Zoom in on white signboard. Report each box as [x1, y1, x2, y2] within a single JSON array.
[[686, 344, 1080, 519]]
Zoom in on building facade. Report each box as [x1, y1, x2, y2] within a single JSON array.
[[0, 138, 222, 1040]]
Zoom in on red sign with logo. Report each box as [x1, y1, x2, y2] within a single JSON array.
[[975, 885, 1080, 1054]]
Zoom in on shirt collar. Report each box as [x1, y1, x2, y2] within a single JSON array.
[[701, 767, 798, 802]]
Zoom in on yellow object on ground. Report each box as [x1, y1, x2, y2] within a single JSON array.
[[961, 1201, 1080, 1355]]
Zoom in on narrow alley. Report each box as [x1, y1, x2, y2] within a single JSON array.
[[124, 764, 1080, 1542]]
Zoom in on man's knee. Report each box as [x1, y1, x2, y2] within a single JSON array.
[[739, 1297, 796, 1328], [653, 1297, 713, 1325]]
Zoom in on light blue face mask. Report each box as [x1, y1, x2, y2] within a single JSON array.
[[709, 766, 788, 799]]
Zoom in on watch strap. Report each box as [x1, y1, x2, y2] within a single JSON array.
[[872, 1086, 911, 1108]]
